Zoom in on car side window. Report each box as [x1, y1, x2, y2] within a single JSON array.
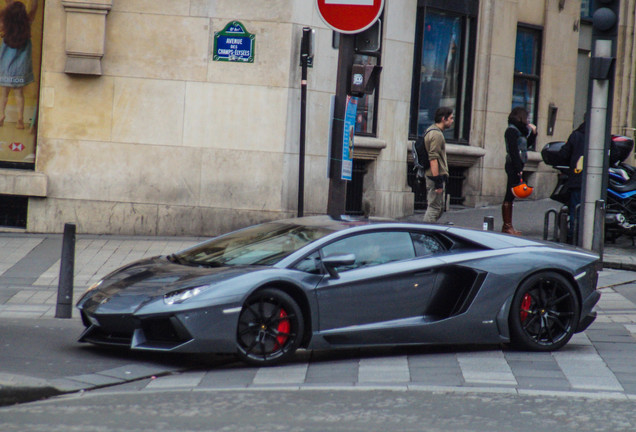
[[293, 251, 322, 274], [321, 231, 416, 272], [410, 232, 445, 256]]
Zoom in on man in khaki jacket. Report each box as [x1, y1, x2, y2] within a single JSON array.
[[423, 107, 454, 223]]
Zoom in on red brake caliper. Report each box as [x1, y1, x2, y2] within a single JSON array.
[[275, 309, 290, 348], [520, 293, 532, 322]]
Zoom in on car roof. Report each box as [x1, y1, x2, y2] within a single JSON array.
[[270, 215, 562, 269], [273, 215, 541, 248]]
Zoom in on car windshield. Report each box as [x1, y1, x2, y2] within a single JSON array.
[[173, 222, 332, 267]]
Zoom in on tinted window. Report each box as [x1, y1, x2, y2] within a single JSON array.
[[321, 231, 416, 272], [174, 223, 331, 267], [293, 251, 322, 274], [410, 232, 444, 256]]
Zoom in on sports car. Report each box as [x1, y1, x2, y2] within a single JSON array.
[[76, 216, 600, 366]]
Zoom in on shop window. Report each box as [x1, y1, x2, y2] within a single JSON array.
[[333, 19, 381, 137], [354, 54, 379, 136], [409, 3, 476, 142], [345, 159, 368, 216], [0, 194, 27, 228], [512, 26, 542, 124], [0, 0, 44, 170]]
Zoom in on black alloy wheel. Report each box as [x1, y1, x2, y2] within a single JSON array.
[[509, 272, 580, 351], [236, 288, 304, 366]]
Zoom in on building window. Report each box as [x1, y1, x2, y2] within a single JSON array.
[[410, 4, 476, 142], [354, 54, 379, 136], [581, 0, 594, 18], [512, 26, 542, 124]]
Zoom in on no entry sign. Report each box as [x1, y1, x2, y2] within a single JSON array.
[[316, 0, 384, 34]]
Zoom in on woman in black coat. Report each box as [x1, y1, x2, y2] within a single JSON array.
[[502, 107, 537, 235]]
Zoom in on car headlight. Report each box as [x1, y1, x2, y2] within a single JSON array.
[[163, 286, 204, 305]]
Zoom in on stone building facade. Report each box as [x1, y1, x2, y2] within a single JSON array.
[[0, 0, 634, 235]]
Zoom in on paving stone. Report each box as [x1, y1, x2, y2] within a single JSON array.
[[67, 373, 125, 387], [515, 377, 572, 391], [407, 354, 459, 368], [145, 372, 206, 389], [97, 364, 177, 381], [48, 378, 92, 392], [198, 368, 258, 388], [508, 368, 566, 379], [506, 360, 562, 371], [502, 351, 556, 362], [305, 360, 358, 383], [409, 371, 463, 386], [457, 351, 516, 385], [252, 363, 308, 385]]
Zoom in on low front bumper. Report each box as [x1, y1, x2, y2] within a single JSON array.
[[79, 303, 241, 354]]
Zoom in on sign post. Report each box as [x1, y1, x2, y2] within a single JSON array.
[[316, 0, 384, 217], [580, 0, 620, 253]]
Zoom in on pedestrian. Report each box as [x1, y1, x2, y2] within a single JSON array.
[[0, 0, 38, 129], [423, 106, 454, 223], [502, 106, 537, 235], [558, 120, 586, 243]]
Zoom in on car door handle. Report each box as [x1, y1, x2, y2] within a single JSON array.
[[414, 269, 434, 276]]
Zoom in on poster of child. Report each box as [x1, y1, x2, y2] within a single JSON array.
[[0, 0, 40, 166]]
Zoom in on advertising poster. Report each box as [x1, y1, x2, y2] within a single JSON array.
[[341, 95, 358, 181], [0, 0, 42, 167]]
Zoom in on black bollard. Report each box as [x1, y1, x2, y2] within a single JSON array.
[[483, 216, 494, 231], [56, 223, 76, 318]]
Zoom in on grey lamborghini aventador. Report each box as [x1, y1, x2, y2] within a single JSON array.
[[76, 216, 600, 366]]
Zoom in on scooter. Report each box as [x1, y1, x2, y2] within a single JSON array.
[[542, 135, 636, 242]]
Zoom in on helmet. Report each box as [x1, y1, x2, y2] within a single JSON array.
[[511, 182, 533, 199]]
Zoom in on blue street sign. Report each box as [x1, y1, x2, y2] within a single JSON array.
[[214, 21, 255, 63]]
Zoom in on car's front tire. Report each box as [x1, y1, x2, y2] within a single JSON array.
[[509, 271, 580, 351], [236, 288, 304, 366]]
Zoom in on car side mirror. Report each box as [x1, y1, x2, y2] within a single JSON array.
[[321, 253, 356, 279]]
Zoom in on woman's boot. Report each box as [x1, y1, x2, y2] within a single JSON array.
[[501, 201, 522, 235]]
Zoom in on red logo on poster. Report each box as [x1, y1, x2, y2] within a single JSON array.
[[10, 142, 24, 152], [315, 0, 384, 34]]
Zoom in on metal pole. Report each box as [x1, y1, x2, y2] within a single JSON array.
[[558, 209, 569, 243], [298, 30, 310, 217], [56, 223, 76, 319], [327, 34, 355, 217], [581, 39, 612, 251], [298, 28, 313, 217]]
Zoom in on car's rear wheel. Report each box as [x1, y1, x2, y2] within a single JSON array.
[[236, 288, 304, 366], [509, 272, 580, 351]]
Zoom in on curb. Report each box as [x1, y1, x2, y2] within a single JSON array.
[[0, 385, 62, 407]]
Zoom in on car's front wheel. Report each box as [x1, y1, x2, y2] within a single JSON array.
[[236, 288, 304, 366], [509, 272, 580, 351]]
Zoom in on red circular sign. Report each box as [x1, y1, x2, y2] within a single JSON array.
[[316, 0, 384, 34]]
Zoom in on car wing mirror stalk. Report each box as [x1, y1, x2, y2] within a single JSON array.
[[321, 253, 356, 279]]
